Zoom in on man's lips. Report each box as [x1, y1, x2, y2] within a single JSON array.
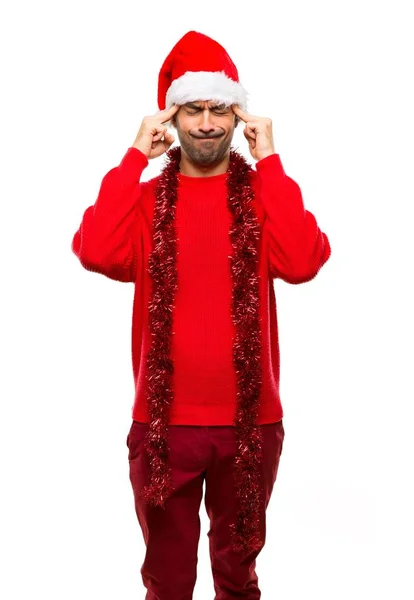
[[191, 134, 223, 139]]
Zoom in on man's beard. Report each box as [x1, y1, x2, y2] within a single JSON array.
[[176, 128, 232, 166]]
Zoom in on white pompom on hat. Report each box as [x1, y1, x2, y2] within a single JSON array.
[[157, 30, 249, 112]]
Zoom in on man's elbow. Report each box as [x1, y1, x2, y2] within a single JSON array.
[[273, 238, 331, 284]]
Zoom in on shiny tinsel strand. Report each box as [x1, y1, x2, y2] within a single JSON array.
[[141, 145, 264, 554], [227, 148, 264, 554]]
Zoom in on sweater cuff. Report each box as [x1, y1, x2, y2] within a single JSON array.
[[118, 147, 149, 183], [255, 153, 286, 178]]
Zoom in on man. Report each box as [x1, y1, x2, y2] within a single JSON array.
[[71, 30, 331, 599]]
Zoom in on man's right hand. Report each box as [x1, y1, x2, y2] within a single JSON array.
[[132, 104, 180, 160]]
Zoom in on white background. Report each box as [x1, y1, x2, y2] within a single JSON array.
[[1, 0, 413, 598]]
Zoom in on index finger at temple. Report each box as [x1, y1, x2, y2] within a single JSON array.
[[160, 103, 180, 122], [232, 104, 248, 121]]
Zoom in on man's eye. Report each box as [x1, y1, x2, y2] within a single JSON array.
[[186, 107, 227, 114]]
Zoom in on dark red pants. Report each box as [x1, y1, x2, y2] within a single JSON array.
[[126, 420, 285, 599]]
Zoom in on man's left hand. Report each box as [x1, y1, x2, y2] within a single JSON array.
[[232, 104, 276, 161]]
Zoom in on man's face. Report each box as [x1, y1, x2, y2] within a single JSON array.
[[170, 100, 239, 166]]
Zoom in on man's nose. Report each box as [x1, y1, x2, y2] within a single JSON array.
[[198, 109, 216, 132]]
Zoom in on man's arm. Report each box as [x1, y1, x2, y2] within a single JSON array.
[[256, 153, 331, 284], [71, 147, 149, 283]]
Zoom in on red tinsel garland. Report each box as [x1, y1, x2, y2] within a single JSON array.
[[141, 144, 264, 555]]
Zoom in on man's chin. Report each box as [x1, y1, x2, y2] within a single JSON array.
[[188, 155, 218, 166], [184, 146, 219, 163]]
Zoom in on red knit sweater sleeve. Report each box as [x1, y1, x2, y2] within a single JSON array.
[[255, 153, 331, 284], [71, 147, 149, 282]]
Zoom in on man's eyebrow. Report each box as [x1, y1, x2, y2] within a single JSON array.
[[184, 101, 228, 110]]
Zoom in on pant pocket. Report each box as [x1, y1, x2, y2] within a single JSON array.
[[126, 421, 148, 461], [278, 419, 285, 455]]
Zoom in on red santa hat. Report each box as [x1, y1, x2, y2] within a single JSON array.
[[157, 30, 249, 112]]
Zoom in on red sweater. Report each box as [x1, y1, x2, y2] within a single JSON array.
[[72, 147, 331, 425]]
